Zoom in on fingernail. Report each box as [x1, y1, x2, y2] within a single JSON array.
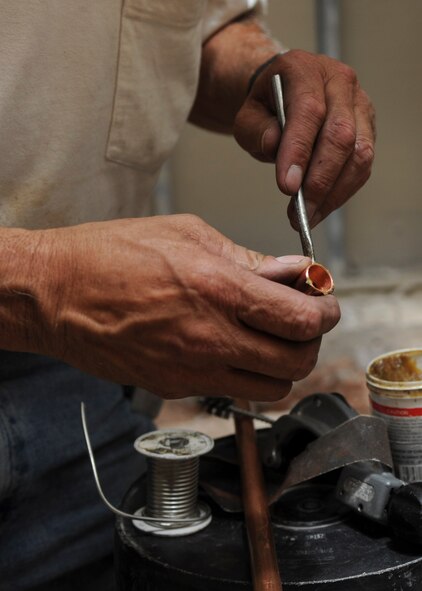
[[275, 255, 306, 264], [285, 165, 303, 194]]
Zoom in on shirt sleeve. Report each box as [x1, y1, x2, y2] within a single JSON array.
[[202, 0, 267, 41]]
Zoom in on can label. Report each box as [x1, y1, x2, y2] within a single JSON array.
[[370, 392, 422, 481]]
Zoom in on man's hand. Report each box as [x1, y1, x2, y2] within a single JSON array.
[[234, 49, 376, 228], [190, 11, 375, 230], [7, 215, 340, 401]]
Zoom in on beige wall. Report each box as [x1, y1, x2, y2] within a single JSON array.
[[342, 0, 422, 270], [170, 0, 422, 274]]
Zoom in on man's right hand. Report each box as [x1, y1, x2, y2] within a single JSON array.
[[1, 215, 340, 401]]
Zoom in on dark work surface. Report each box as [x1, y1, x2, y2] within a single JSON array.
[[115, 473, 422, 590]]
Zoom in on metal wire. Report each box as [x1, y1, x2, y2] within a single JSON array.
[[146, 457, 200, 519], [272, 74, 316, 262], [81, 402, 203, 523]]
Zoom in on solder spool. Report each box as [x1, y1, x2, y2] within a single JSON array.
[[132, 430, 214, 536], [81, 404, 214, 537]]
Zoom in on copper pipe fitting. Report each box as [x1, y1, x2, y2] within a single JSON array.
[[234, 398, 282, 591], [294, 262, 334, 296]]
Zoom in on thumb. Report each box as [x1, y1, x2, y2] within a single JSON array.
[[194, 219, 309, 286], [258, 254, 311, 284], [220, 236, 309, 285]]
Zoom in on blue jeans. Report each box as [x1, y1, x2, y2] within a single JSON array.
[[0, 352, 153, 591]]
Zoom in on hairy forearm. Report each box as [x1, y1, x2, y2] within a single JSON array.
[[0, 226, 76, 358], [189, 12, 282, 133], [0, 216, 340, 399], [0, 228, 50, 353]]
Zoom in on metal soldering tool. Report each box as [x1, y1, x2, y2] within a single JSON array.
[[272, 74, 334, 296]]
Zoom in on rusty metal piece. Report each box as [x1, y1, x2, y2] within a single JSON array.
[[234, 398, 282, 591], [273, 415, 393, 500], [294, 261, 335, 296], [199, 412, 392, 515]]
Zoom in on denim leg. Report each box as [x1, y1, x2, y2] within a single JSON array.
[[0, 352, 154, 591]]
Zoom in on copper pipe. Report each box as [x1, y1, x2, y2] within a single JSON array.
[[234, 398, 282, 591], [233, 72, 332, 591], [294, 262, 334, 296]]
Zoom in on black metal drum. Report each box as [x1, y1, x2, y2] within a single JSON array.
[[115, 460, 422, 590]]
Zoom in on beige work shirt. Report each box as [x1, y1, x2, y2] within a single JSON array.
[[0, 0, 264, 229]]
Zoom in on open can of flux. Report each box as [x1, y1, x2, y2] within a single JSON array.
[[367, 348, 422, 482]]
